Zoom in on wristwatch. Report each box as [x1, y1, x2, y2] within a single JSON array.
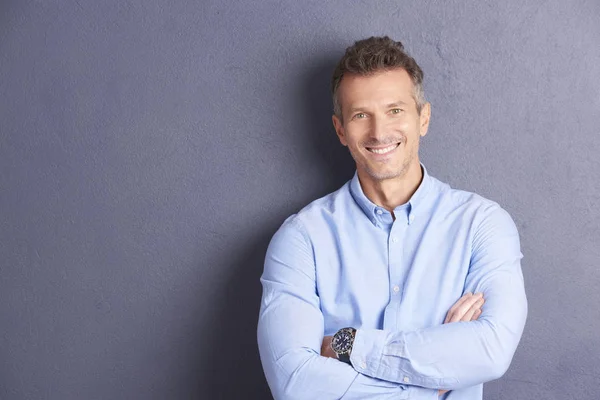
[[330, 327, 356, 364]]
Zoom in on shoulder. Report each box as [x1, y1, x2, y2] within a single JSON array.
[[432, 176, 514, 223], [431, 177, 520, 250], [433, 176, 492, 208], [283, 180, 352, 227], [272, 180, 352, 241]]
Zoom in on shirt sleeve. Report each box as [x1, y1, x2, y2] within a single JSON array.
[[349, 204, 528, 390], [257, 216, 412, 400]]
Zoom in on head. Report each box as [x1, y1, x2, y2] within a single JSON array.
[[331, 36, 431, 183]]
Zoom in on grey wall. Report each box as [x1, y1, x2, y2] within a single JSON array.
[[1, 0, 599, 399]]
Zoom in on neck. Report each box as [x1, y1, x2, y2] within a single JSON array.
[[358, 163, 424, 213]]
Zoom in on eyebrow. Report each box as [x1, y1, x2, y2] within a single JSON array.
[[385, 101, 409, 108], [348, 101, 409, 113]]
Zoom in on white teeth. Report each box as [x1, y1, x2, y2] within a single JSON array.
[[369, 144, 398, 154]]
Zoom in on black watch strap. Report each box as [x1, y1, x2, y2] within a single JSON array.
[[337, 352, 351, 364]]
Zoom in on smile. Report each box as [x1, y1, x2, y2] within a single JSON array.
[[366, 143, 400, 155]]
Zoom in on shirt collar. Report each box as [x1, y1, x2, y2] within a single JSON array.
[[349, 163, 433, 226]]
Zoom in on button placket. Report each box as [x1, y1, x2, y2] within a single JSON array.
[[387, 219, 408, 330]]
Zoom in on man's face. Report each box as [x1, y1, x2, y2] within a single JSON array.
[[332, 68, 430, 182]]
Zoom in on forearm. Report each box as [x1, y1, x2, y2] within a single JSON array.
[[351, 258, 527, 389], [350, 314, 525, 390], [258, 295, 412, 399]]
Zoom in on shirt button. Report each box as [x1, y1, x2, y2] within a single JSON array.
[[376, 209, 383, 215], [403, 376, 410, 383], [409, 215, 415, 223], [360, 361, 367, 369], [393, 285, 400, 293], [391, 236, 398, 243]]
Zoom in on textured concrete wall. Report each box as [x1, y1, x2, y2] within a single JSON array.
[[1, 0, 599, 399]]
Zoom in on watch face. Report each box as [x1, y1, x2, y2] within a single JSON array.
[[331, 328, 354, 354]]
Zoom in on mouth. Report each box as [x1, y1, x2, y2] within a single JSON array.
[[366, 142, 401, 155]]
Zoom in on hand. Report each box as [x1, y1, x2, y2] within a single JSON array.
[[321, 335, 336, 358], [444, 292, 485, 324], [439, 292, 485, 396]]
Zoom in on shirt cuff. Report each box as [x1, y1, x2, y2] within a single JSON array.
[[350, 328, 387, 377]]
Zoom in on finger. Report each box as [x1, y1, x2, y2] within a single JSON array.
[[473, 308, 482, 320], [445, 292, 484, 323], [460, 298, 485, 322], [444, 293, 473, 323], [448, 293, 483, 323], [459, 298, 485, 322], [446, 293, 478, 323]]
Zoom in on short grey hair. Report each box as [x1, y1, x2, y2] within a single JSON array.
[[331, 36, 426, 119]]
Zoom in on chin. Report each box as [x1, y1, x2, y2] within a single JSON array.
[[364, 168, 405, 181]]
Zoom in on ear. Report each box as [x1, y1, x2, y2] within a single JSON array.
[[419, 102, 431, 137], [332, 114, 348, 146]]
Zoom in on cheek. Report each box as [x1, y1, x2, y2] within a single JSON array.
[[392, 118, 413, 132], [344, 129, 364, 147]]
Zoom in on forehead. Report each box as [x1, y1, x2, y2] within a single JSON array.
[[338, 68, 415, 109]]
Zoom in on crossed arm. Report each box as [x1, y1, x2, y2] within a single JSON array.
[[257, 207, 527, 399], [321, 292, 486, 396]]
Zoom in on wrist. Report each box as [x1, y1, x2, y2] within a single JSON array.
[[331, 327, 356, 364]]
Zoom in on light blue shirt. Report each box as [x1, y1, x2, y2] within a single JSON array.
[[257, 165, 527, 400]]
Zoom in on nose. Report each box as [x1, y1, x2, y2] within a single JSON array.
[[370, 115, 386, 142]]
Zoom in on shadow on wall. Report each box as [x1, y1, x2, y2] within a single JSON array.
[[197, 228, 276, 399], [197, 53, 354, 399], [300, 54, 356, 193]]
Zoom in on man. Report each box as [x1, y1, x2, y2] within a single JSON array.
[[257, 36, 527, 399]]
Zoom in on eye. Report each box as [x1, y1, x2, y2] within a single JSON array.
[[353, 112, 367, 120], [390, 108, 403, 114]]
